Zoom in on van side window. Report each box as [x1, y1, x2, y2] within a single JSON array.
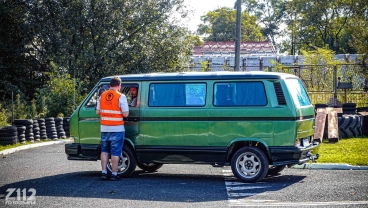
[[85, 84, 109, 108], [120, 84, 139, 107], [149, 83, 206, 107], [214, 82, 267, 106]]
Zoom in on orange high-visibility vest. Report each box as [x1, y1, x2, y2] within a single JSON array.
[[99, 89, 124, 126]]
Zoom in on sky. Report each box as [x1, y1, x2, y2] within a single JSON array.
[[183, 0, 236, 32]]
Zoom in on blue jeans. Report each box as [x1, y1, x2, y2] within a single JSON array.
[[100, 132, 125, 156]]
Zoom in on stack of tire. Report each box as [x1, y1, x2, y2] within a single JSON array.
[[338, 115, 363, 138], [32, 119, 40, 142], [14, 119, 34, 142], [54, 117, 66, 139], [342, 103, 356, 114], [37, 118, 48, 140], [16, 125, 26, 143], [45, 117, 58, 140], [0, 126, 18, 145], [63, 117, 70, 138]]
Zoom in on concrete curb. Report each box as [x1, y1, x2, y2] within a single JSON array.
[[0, 139, 72, 156], [293, 163, 368, 170]]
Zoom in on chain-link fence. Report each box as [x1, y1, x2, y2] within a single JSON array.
[[185, 64, 368, 107]]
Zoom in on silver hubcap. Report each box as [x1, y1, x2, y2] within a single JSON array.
[[107, 151, 130, 173], [236, 152, 261, 178]]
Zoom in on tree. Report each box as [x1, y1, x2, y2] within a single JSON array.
[[242, 0, 286, 48], [283, 0, 362, 55], [197, 7, 264, 42], [348, 0, 368, 60], [0, 0, 36, 101]]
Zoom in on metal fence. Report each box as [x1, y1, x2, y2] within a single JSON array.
[[185, 64, 368, 107]]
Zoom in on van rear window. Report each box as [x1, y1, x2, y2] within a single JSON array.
[[149, 83, 206, 107], [285, 78, 311, 106]]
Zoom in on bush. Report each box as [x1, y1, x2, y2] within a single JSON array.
[[0, 103, 9, 127]]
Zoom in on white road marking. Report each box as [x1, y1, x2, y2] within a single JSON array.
[[222, 168, 368, 207]]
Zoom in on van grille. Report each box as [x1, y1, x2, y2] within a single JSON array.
[[274, 82, 286, 105]]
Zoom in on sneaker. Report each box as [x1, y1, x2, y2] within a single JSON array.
[[110, 174, 120, 181], [101, 173, 109, 180]]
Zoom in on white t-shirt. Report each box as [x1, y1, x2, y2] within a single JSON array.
[[96, 93, 129, 132]]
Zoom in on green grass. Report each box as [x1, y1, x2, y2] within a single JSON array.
[[317, 137, 368, 166]]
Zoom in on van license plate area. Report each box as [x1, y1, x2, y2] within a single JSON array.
[[303, 138, 310, 147]]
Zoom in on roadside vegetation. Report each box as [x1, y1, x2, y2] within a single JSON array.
[[317, 137, 368, 166]]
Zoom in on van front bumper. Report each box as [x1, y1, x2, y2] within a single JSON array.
[[65, 143, 100, 161], [269, 142, 320, 166]]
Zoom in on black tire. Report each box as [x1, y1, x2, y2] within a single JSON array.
[[0, 126, 17, 134], [16, 125, 26, 131], [0, 131, 17, 137], [1, 139, 17, 145], [231, 146, 269, 183], [0, 136, 18, 141], [349, 115, 360, 137], [267, 165, 286, 175], [339, 115, 353, 138], [14, 119, 33, 125], [106, 145, 137, 177], [339, 129, 347, 138], [137, 161, 163, 172]]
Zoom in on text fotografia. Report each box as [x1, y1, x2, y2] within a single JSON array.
[[5, 188, 36, 205]]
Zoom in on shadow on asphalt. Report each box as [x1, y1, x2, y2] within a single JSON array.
[[0, 170, 305, 202]]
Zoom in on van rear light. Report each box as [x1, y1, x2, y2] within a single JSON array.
[[294, 139, 301, 147]]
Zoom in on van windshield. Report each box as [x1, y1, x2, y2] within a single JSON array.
[[285, 78, 311, 107]]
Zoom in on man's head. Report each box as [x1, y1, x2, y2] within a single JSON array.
[[110, 77, 121, 89], [130, 87, 138, 97]]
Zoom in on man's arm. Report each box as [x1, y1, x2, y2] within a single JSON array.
[[122, 111, 129, 118]]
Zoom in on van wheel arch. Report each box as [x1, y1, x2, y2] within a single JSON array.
[[227, 140, 271, 164]]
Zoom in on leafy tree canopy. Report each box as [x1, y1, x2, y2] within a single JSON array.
[[197, 7, 264, 42]]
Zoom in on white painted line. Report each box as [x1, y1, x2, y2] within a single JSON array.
[[228, 201, 368, 207], [227, 186, 271, 191], [228, 193, 258, 197]]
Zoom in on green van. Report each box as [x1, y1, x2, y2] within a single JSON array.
[[65, 71, 319, 183]]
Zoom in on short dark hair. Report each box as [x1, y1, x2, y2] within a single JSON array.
[[110, 77, 121, 87]]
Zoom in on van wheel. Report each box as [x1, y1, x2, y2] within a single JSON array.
[[231, 146, 269, 183], [137, 161, 163, 172], [107, 146, 136, 177], [267, 165, 286, 175]]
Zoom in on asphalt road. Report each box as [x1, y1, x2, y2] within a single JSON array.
[[0, 143, 367, 207]]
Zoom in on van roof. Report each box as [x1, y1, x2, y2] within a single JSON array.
[[100, 71, 297, 82]]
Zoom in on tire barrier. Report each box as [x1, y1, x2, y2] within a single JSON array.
[[338, 115, 363, 138], [16, 125, 26, 143], [32, 119, 40, 141], [63, 117, 70, 137], [14, 119, 34, 142], [45, 117, 58, 140], [0, 126, 18, 145], [54, 117, 66, 139], [37, 118, 47, 140]]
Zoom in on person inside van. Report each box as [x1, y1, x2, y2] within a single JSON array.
[[130, 87, 138, 107]]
